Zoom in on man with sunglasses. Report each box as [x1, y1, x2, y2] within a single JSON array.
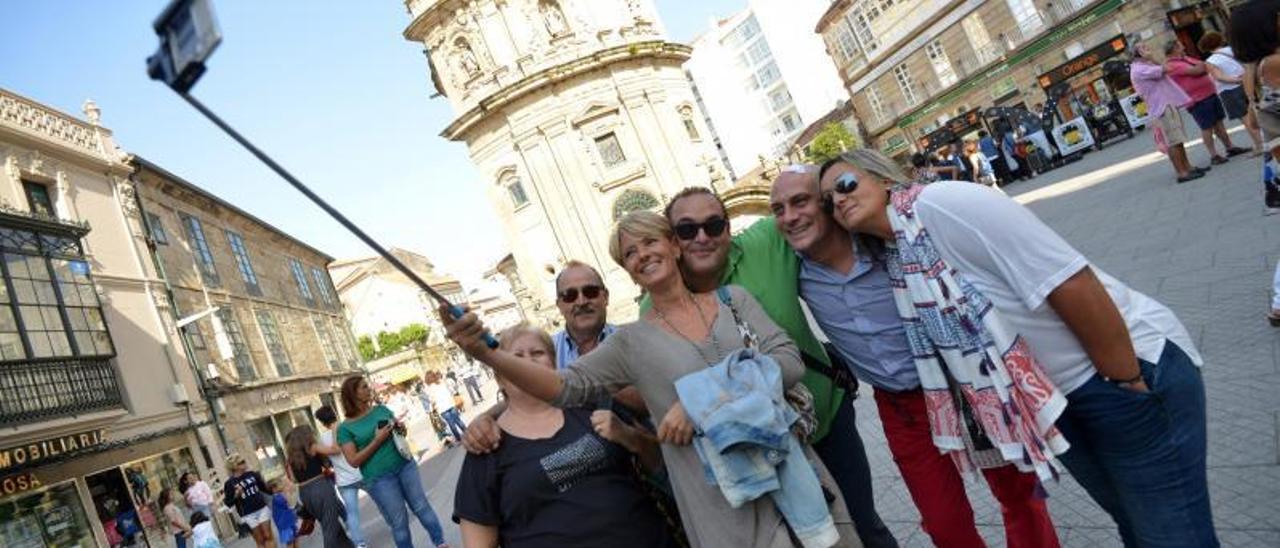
[[656, 183, 899, 548], [460, 261, 648, 453], [551, 260, 617, 370], [773, 163, 1061, 547]]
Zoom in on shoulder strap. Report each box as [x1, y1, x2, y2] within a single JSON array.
[[716, 287, 758, 349]]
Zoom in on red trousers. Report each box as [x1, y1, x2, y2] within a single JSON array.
[[874, 388, 1060, 548]]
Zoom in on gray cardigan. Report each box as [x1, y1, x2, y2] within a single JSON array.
[[553, 285, 810, 548]]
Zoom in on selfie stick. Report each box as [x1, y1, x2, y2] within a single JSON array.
[[147, 0, 497, 349]]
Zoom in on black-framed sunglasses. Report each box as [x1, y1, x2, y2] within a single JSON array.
[[673, 216, 728, 240], [833, 172, 859, 194], [559, 284, 604, 303]]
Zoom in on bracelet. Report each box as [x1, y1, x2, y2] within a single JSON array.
[[1106, 371, 1143, 384]]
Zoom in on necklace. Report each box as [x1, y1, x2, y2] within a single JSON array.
[[652, 290, 721, 365]]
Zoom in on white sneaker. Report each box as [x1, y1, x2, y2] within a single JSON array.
[[1265, 207, 1280, 216]]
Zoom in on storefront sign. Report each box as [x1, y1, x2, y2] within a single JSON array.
[[0, 430, 106, 472], [990, 76, 1018, 100], [0, 472, 42, 497], [1037, 35, 1128, 90], [896, 0, 1124, 129], [1118, 93, 1151, 129], [1051, 116, 1096, 155], [262, 389, 292, 404], [881, 134, 908, 155]]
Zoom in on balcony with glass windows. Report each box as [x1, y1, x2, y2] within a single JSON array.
[[0, 209, 124, 427]]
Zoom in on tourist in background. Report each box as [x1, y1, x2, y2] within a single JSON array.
[[1165, 38, 1250, 164], [1201, 31, 1265, 155], [267, 479, 299, 548], [338, 376, 449, 548], [285, 424, 355, 548], [222, 454, 275, 548], [179, 472, 215, 524], [317, 405, 369, 547], [160, 488, 192, 548], [427, 371, 468, 443], [1131, 41, 1205, 183]]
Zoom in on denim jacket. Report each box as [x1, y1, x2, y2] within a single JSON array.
[[675, 349, 839, 548]]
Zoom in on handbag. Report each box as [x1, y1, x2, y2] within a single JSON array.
[[392, 430, 415, 461], [295, 503, 316, 537], [715, 287, 819, 443]]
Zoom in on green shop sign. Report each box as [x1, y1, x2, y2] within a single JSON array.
[[881, 134, 908, 155], [896, 0, 1124, 129]]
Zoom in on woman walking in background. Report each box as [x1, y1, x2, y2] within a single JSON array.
[[1201, 31, 1265, 155], [160, 488, 192, 548], [179, 472, 215, 526], [338, 376, 449, 548], [285, 424, 355, 548]]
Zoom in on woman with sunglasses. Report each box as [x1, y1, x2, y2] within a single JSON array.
[[815, 149, 1214, 546], [442, 210, 858, 548]]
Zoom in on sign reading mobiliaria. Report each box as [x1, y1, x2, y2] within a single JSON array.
[[0, 429, 107, 472]]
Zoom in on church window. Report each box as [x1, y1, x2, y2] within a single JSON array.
[[595, 133, 626, 168], [612, 189, 660, 220]]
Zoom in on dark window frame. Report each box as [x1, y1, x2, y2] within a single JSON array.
[[146, 212, 169, 245], [22, 181, 54, 218], [225, 230, 261, 295], [0, 227, 116, 363], [289, 258, 313, 304], [180, 213, 220, 287], [216, 307, 255, 380], [254, 309, 291, 377]]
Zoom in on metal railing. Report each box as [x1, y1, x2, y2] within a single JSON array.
[[0, 357, 124, 426]]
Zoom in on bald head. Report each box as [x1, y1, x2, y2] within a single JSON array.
[[770, 164, 837, 255]]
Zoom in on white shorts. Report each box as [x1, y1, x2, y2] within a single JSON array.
[[240, 505, 271, 528]]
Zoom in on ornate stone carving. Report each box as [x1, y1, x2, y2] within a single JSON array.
[[539, 0, 569, 37], [116, 176, 141, 219], [0, 91, 103, 154], [82, 99, 101, 125]]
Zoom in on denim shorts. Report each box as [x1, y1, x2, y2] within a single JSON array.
[[1187, 94, 1226, 130]]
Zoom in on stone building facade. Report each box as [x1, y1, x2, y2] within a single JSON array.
[[400, 0, 729, 321], [0, 88, 214, 547], [816, 0, 1227, 158], [131, 157, 363, 485]]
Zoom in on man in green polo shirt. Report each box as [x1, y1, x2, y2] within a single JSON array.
[[655, 182, 897, 548]]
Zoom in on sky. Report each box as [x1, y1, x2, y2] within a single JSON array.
[[0, 0, 744, 286]]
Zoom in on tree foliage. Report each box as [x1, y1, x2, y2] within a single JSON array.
[[361, 323, 432, 360], [805, 122, 858, 164]]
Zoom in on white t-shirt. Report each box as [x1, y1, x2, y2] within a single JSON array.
[[1206, 47, 1244, 93], [912, 182, 1202, 394], [428, 382, 455, 411], [320, 429, 362, 487]]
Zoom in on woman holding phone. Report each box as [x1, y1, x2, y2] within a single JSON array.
[[337, 376, 449, 548]]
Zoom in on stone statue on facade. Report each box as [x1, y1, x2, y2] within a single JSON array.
[[540, 0, 569, 37], [456, 42, 481, 79]]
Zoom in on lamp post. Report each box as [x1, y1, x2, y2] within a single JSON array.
[[145, 0, 497, 349]]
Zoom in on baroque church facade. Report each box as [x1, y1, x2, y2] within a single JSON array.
[[401, 0, 729, 323]]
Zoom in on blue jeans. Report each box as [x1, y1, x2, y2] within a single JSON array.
[[441, 407, 466, 440], [813, 394, 898, 548], [1055, 342, 1217, 547], [338, 481, 366, 546], [174, 533, 186, 548], [366, 459, 446, 547]]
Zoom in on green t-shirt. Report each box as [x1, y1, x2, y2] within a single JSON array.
[[336, 405, 404, 482], [641, 218, 845, 441]]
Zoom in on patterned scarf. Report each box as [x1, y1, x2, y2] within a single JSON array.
[[882, 183, 1070, 481]]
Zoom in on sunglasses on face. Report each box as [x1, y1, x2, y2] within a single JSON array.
[[673, 216, 728, 240], [559, 284, 604, 303], [833, 172, 859, 195]]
